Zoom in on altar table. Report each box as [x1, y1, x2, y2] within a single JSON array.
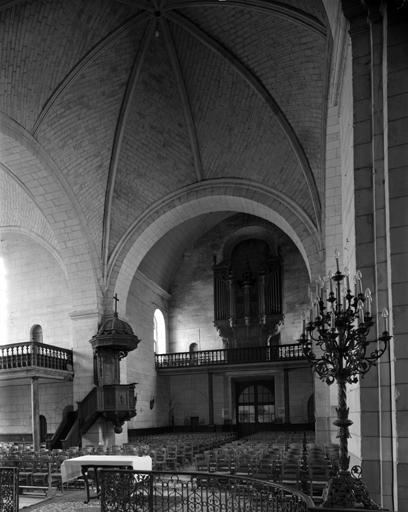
[[61, 455, 152, 502]]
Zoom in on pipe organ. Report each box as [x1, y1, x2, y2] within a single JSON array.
[[213, 239, 284, 348]]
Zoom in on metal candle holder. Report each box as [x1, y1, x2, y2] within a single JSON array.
[[298, 253, 391, 509]]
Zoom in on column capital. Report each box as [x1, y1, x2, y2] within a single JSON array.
[[341, 0, 383, 34], [69, 309, 102, 322], [341, 0, 368, 22]]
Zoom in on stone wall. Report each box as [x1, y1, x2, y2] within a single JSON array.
[[168, 213, 310, 353], [126, 271, 171, 430], [0, 231, 74, 437], [0, 381, 73, 437], [0, 231, 72, 346]]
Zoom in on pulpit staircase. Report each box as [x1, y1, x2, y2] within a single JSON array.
[[49, 384, 136, 449]]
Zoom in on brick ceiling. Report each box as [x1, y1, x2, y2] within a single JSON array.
[[0, 0, 330, 292]]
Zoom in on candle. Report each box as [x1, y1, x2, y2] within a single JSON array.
[[328, 270, 333, 294], [358, 300, 364, 324], [382, 308, 389, 332], [356, 270, 363, 294], [365, 288, 371, 315], [331, 311, 335, 329], [342, 287, 347, 309], [344, 267, 350, 291], [334, 248, 340, 272], [353, 275, 357, 297]]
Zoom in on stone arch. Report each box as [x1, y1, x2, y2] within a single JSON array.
[[55, 397, 73, 423], [38, 410, 51, 424], [0, 227, 68, 281], [30, 324, 43, 343], [221, 226, 279, 262], [0, 113, 101, 312], [107, 180, 323, 314], [302, 391, 315, 424]]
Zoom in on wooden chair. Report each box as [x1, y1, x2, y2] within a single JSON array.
[[50, 455, 68, 492], [279, 460, 301, 490], [18, 454, 36, 486], [195, 454, 209, 473], [165, 445, 178, 470], [235, 455, 253, 477], [32, 455, 52, 488], [154, 448, 167, 471], [95, 445, 108, 455], [183, 443, 194, 465], [215, 454, 231, 474], [308, 461, 330, 503], [204, 450, 217, 472]]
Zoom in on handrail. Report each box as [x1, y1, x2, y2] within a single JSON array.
[[78, 387, 100, 434], [100, 468, 314, 511], [0, 341, 73, 372], [61, 416, 81, 450], [155, 343, 305, 369]]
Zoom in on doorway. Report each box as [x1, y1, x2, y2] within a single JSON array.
[[236, 380, 275, 437], [39, 415, 47, 443]]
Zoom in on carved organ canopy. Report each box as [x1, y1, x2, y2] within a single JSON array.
[[213, 239, 284, 348]]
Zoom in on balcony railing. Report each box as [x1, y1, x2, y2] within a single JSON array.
[[155, 343, 305, 369], [0, 341, 73, 372], [100, 469, 314, 512]]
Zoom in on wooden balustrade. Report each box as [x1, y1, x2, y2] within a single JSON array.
[[0, 341, 73, 372], [155, 343, 305, 369]]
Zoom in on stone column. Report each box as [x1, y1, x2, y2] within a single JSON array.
[[31, 377, 40, 451], [383, 3, 408, 510], [341, 1, 395, 507], [208, 372, 214, 426], [283, 369, 291, 424]]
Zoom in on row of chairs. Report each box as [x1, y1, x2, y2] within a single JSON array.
[[0, 452, 67, 493], [130, 432, 236, 452], [191, 432, 338, 504]]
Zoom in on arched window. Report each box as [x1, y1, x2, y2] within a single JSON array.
[[153, 309, 166, 354], [31, 324, 43, 343], [237, 383, 275, 424], [189, 343, 198, 352]]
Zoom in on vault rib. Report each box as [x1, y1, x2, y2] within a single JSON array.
[[31, 12, 153, 137], [166, 10, 322, 232], [102, 18, 157, 284], [161, 17, 203, 182], [163, 0, 326, 38]]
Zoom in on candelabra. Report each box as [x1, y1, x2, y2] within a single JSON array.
[[298, 251, 392, 509]]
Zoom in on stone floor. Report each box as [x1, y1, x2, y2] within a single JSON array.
[[19, 489, 100, 511]]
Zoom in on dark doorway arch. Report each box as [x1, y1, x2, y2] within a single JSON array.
[[39, 415, 47, 443], [236, 380, 275, 437], [31, 325, 43, 343]]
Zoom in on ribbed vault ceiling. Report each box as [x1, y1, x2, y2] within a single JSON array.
[[0, 0, 330, 292]]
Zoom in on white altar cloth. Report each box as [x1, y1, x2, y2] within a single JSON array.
[[61, 455, 152, 483]]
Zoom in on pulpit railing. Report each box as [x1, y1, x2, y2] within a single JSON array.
[[100, 468, 314, 512], [0, 341, 73, 372], [155, 343, 305, 369]]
